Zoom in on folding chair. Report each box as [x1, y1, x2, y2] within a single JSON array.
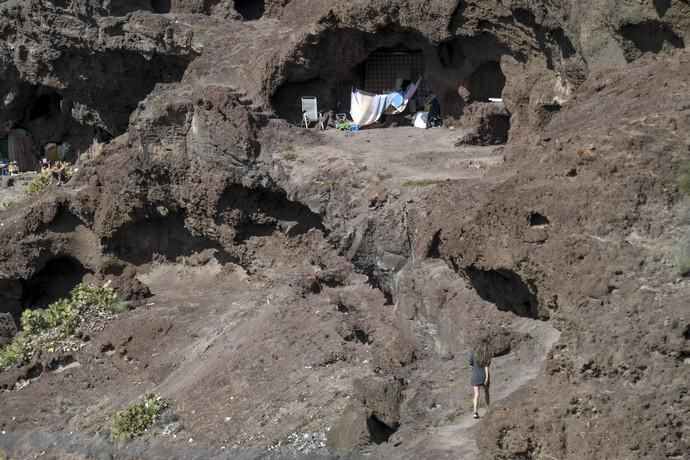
[[301, 96, 320, 128]]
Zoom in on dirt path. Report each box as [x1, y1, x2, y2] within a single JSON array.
[[399, 318, 560, 459]]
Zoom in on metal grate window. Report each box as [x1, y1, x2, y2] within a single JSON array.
[[364, 51, 426, 99]]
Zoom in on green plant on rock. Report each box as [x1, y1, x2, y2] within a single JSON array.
[[0, 200, 14, 212], [44, 298, 82, 336], [1, 282, 123, 373], [71, 281, 121, 312], [0, 336, 32, 372], [20, 309, 47, 336], [678, 162, 690, 195], [109, 393, 167, 442], [25, 169, 52, 195], [25, 163, 74, 196]]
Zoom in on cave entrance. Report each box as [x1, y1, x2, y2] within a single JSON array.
[[272, 39, 432, 125], [29, 93, 61, 120], [468, 61, 505, 102], [465, 267, 542, 319], [271, 27, 519, 129], [105, 213, 236, 266], [619, 20, 684, 62], [21, 257, 90, 310], [151, 0, 171, 14], [234, 0, 265, 20], [17, 88, 91, 166]]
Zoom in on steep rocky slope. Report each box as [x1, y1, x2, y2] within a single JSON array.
[[0, 1, 688, 459]]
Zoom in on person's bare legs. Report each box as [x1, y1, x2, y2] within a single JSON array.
[[473, 386, 480, 415]]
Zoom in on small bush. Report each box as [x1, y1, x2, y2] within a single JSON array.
[[679, 162, 690, 195], [25, 169, 52, 195], [20, 309, 47, 335], [25, 163, 74, 196], [110, 393, 167, 442], [403, 178, 446, 187], [283, 152, 298, 161], [0, 200, 14, 212], [1, 282, 123, 372], [44, 298, 82, 336], [0, 336, 32, 372], [71, 281, 121, 312]]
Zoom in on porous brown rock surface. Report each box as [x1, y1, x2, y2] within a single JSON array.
[[0, 1, 688, 459]]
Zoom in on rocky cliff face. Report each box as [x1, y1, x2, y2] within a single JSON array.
[[0, 1, 688, 459]]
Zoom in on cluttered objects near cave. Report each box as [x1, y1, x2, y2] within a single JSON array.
[[274, 39, 508, 140]]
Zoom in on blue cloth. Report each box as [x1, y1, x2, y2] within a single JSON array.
[[389, 91, 404, 109]]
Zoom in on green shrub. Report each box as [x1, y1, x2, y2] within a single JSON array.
[[0, 200, 14, 212], [44, 298, 82, 336], [679, 163, 690, 195], [20, 309, 47, 335], [2, 282, 123, 373], [25, 163, 74, 196], [109, 393, 167, 442], [71, 281, 121, 312], [0, 336, 32, 372], [283, 152, 298, 161], [25, 169, 52, 195]]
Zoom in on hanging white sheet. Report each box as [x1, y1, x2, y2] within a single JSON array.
[[349, 89, 394, 126], [350, 78, 422, 125]]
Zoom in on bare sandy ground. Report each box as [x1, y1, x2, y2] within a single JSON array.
[[293, 126, 504, 184]]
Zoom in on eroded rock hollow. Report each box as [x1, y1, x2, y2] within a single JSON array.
[[0, 0, 688, 459]]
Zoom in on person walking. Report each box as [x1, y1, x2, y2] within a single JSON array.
[[469, 338, 492, 419]]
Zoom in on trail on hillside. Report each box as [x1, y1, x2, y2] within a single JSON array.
[[396, 318, 560, 459]]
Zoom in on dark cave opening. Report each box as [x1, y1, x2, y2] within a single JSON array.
[[216, 184, 327, 240], [272, 78, 335, 124], [271, 29, 439, 123], [8, 47, 193, 169], [21, 257, 91, 310], [271, 27, 519, 125], [468, 61, 505, 102], [234, 0, 265, 20], [366, 414, 396, 444], [427, 230, 442, 258], [13, 87, 101, 166], [49, 49, 194, 137], [653, 0, 672, 17], [29, 93, 61, 120], [487, 112, 510, 144], [105, 213, 237, 266], [619, 21, 684, 62], [528, 212, 550, 227], [465, 267, 542, 320], [151, 0, 171, 14]]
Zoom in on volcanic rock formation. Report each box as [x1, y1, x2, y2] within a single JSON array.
[[0, 1, 688, 459]]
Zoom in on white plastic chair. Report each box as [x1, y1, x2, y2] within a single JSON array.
[[301, 96, 320, 128]]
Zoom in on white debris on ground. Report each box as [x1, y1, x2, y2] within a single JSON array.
[[266, 431, 328, 454]]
